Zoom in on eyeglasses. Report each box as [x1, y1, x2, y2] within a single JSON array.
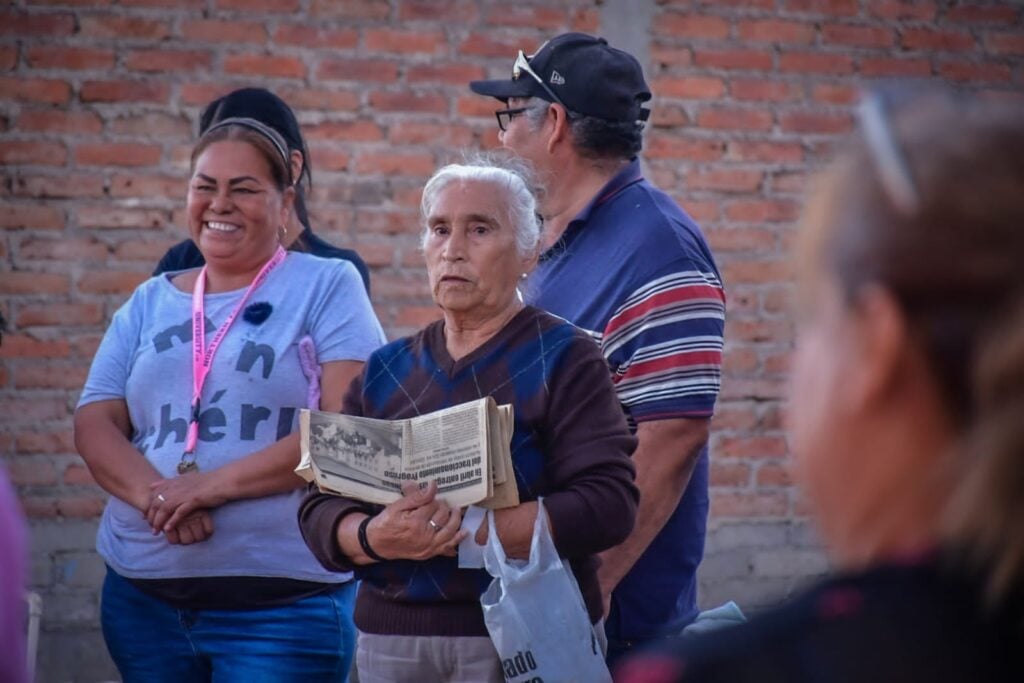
[[495, 106, 529, 132], [512, 50, 571, 112]]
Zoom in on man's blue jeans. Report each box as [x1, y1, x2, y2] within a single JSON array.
[[101, 568, 356, 682]]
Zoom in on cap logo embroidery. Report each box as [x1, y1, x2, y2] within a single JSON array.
[[550, 70, 565, 85]]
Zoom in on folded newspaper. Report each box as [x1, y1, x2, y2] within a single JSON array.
[[297, 397, 519, 509]]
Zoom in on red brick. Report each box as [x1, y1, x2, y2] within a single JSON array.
[[15, 430, 74, 455], [727, 318, 793, 344], [276, 87, 360, 112], [15, 364, 89, 389], [181, 19, 267, 43], [16, 303, 103, 327], [0, 45, 16, 70], [17, 110, 102, 134], [356, 152, 435, 177], [711, 491, 788, 517], [481, 4, 566, 29], [388, 123, 475, 147], [650, 104, 690, 127], [365, 28, 446, 54], [812, 83, 861, 105], [317, 59, 399, 83], [756, 463, 793, 487], [216, 0, 299, 10], [711, 462, 752, 487], [458, 33, 526, 58], [0, 141, 67, 166], [75, 143, 161, 168], [63, 464, 96, 486], [109, 174, 182, 199], [307, 148, 350, 172], [6, 459, 58, 487], [782, 0, 858, 15], [821, 23, 895, 48], [353, 242, 397, 268], [939, 60, 1011, 83], [859, 56, 932, 77], [369, 91, 447, 114], [867, 0, 937, 20], [764, 351, 792, 374], [457, 95, 502, 118], [984, 32, 1024, 56], [711, 405, 762, 431], [723, 347, 760, 373], [647, 137, 726, 162], [728, 140, 804, 163], [0, 272, 69, 295], [272, 24, 357, 49], [571, 6, 600, 32], [109, 112, 191, 138], [656, 13, 731, 39], [779, 110, 853, 134], [686, 168, 763, 193], [654, 76, 725, 99], [13, 174, 106, 199], [398, 0, 478, 22], [779, 51, 854, 74], [651, 44, 693, 67], [78, 15, 170, 40], [70, 333, 103, 358], [224, 54, 306, 79], [125, 49, 212, 73], [730, 79, 802, 102], [725, 199, 801, 223], [58, 495, 107, 519], [721, 258, 793, 284], [81, 80, 169, 104], [772, 170, 810, 194], [179, 83, 237, 107], [25, 46, 114, 70], [305, 120, 384, 143], [0, 76, 70, 104], [19, 237, 110, 261], [354, 209, 420, 235], [0, 10, 74, 37], [693, 48, 773, 71], [78, 270, 149, 295], [737, 19, 816, 44], [947, 5, 1019, 24], [372, 274, 433, 300], [0, 335, 71, 359], [407, 63, 486, 85], [114, 238, 178, 261], [707, 227, 777, 252], [77, 207, 167, 230], [901, 27, 975, 51], [120, 0, 203, 7], [0, 205, 64, 230], [27, 0, 114, 5], [310, 0, 390, 19], [395, 305, 442, 328], [20, 498, 58, 519], [697, 107, 773, 131]]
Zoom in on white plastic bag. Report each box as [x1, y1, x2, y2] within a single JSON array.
[[481, 499, 611, 683]]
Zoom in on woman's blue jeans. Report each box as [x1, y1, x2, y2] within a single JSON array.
[[101, 569, 356, 683]]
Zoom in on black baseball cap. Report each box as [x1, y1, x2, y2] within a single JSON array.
[[469, 32, 651, 123]]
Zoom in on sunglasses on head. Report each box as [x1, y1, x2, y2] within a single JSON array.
[[512, 50, 572, 112]]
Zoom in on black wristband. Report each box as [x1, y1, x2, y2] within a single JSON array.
[[357, 514, 387, 563]]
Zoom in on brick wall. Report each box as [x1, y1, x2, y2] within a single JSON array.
[[1, 1, 1021, 680]]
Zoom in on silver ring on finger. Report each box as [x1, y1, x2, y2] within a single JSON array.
[[157, 494, 167, 502], [428, 519, 441, 532]]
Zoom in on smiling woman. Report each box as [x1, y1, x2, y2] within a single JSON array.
[[73, 118, 386, 682]]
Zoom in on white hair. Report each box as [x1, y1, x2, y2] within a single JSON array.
[[420, 153, 541, 257]]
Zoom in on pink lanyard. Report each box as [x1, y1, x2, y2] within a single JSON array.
[[180, 246, 286, 470]]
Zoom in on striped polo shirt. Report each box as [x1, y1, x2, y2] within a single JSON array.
[[525, 158, 725, 642]]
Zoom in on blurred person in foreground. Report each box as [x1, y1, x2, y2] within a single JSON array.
[[154, 87, 371, 294], [299, 155, 639, 683], [470, 33, 725, 664], [616, 89, 1024, 682], [0, 465, 29, 683], [75, 117, 385, 681]]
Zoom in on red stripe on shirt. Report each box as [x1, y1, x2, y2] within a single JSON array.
[[616, 349, 723, 384], [605, 283, 724, 337]]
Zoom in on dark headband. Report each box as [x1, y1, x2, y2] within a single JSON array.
[[202, 116, 293, 185]]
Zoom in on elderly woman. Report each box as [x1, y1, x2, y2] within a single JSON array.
[[617, 91, 1024, 682], [74, 118, 385, 681], [299, 157, 639, 683]]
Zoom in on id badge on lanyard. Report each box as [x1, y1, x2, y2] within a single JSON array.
[[178, 246, 286, 475]]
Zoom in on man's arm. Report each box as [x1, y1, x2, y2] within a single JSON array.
[[597, 417, 709, 612]]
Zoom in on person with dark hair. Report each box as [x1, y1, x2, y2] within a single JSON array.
[[155, 87, 371, 294], [470, 33, 726, 665], [75, 118, 385, 681], [616, 89, 1024, 682]]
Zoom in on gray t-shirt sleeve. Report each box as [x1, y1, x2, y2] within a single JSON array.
[[307, 259, 387, 363], [77, 283, 147, 408]]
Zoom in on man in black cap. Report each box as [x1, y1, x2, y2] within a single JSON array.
[[470, 33, 726, 665]]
